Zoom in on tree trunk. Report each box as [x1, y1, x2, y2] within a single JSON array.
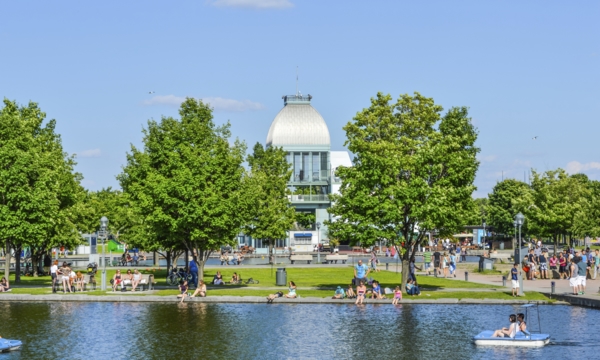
[[268, 242, 274, 265], [32, 252, 40, 277], [4, 240, 10, 281], [15, 245, 22, 283], [553, 234, 558, 256], [401, 259, 409, 293]]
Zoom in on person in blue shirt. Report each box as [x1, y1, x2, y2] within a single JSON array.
[[354, 260, 370, 285], [188, 256, 199, 288], [511, 263, 519, 297]]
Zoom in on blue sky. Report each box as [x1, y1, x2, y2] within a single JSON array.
[[1, 0, 598, 197]]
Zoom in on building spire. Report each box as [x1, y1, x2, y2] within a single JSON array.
[[296, 66, 299, 96]]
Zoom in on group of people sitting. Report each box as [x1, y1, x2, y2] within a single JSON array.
[[332, 282, 405, 305], [219, 252, 244, 266], [177, 279, 207, 303], [111, 269, 143, 292], [266, 281, 296, 303], [51, 261, 87, 293], [492, 313, 528, 338]]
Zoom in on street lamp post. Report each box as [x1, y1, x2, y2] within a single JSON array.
[[316, 222, 321, 264], [515, 212, 525, 296], [100, 216, 109, 291], [482, 219, 487, 256]]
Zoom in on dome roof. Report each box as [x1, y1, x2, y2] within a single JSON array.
[[266, 95, 331, 147]]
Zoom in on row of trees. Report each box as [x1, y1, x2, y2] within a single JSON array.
[[0, 98, 295, 281], [476, 170, 600, 249]]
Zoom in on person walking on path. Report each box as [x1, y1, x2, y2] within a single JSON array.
[[354, 260, 370, 286], [433, 250, 441, 276], [449, 252, 457, 278], [50, 260, 58, 293], [558, 253, 568, 279], [511, 263, 519, 297], [456, 245, 461, 263], [593, 249, 600, 280], [370, 252, 379, 273], [423, 250, 432, 275]]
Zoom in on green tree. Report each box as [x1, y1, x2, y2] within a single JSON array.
[[0, 99, 83, 280], [327, 92, 479, 290], [243, 143, 295, 263], [487, 179, 532, 238], [462, 197, 489, 226], [527, 169, 588, 251], [118, 98, 247, 279]]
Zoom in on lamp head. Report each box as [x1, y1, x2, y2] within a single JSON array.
[[515, 212, 524, 225], [100, 216, 109, 229], [316, 222, 321, 229]]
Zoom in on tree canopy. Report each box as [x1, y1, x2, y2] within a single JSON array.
[[118, 98, 247, 278], [327, 92, 479, 288]]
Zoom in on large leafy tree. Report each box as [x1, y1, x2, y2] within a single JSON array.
[[77, 188, 138, 242], [487, 179, 533, 237], [327, 92, 479, 289], [243, 143, 295, 263], [0, 99, 83, 280], [118, 98, 247, 279], [571, 178, 600, 239], [527, 169, 589, 250]]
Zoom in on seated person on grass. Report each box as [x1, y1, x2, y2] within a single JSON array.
[[191, 280, 207, 297], [213, 271, 224, 285], [0, 277, 9, 292], [370, 280, 385, 299], [346, 284, 356, 299], [177, 280, 189, 303], [284, 281, 297, 298], [332, 286, 345, 299], [231, 272, 240, 284], [405, 279, 421, 296]]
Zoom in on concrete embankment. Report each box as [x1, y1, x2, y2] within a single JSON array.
[[0, 293, 560, 305]]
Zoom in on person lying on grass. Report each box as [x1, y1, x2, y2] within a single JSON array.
[[267, 291, 284, 303]]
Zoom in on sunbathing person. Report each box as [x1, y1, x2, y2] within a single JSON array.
[[267, 291, 284, 303], [190, 280, 207, 297], [231, 272, 240, 284], [355, 281, 367, 305], [492, 314, 518, 338], [213, 271, 224, 285], [131, 269, 142, 292]]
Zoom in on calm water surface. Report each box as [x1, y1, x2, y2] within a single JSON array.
[[0, 302, 597, 359]]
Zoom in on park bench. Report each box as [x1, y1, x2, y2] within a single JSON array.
[[290, 255, 312, 264], [52, 274, 96, 293], [325, 254, 349, 264], [118, 274, 155, 291]]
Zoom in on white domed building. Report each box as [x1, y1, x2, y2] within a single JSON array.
[[265, 94, 352, 252]]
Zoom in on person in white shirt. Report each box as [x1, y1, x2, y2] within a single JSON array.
[[50, 260, 58, 293]]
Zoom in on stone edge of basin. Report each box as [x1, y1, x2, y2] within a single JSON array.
[[0, 294, 557, 305]]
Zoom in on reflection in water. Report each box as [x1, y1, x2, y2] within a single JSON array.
[[0, 303, 597, 359]]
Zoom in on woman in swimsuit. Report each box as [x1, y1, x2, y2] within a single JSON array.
[[59, 262, 72, 293], [392, 286, 402, 305], [112, 269, 122, 292], [284, 281, 297, 298], [191, 280, 207, 297], [0, 277, 9, 292], [355, 281, 366, 305], [131, 269, 142, 292], [177, 280, 189, 303]]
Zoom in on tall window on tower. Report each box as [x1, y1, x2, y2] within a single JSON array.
[[302, 152, 309, 181], [294, 152, 302, 181], [312, 153, 320, 181]]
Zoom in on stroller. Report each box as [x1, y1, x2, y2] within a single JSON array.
[[87, 262, 98, 275]]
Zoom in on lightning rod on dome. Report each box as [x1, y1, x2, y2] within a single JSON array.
[[296, 66, 298, 96]]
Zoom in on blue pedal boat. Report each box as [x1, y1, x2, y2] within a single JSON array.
[[0, 338, 22, 352], [473, 304, 550, 347]]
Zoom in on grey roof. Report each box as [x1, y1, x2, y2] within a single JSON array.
[[266, 103, 331, 147]]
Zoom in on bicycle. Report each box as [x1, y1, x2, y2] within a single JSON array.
[[166, 267, 192, 286]]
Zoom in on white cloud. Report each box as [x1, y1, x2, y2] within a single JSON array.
[[142, 95, 186, 107], [477, 155, 497, 163], [202, 97, 265, 112], [78, 149, 101, 158], [566, 161, 600, 174], [209, 0, 293, 9], [142, 95, 265, 112]]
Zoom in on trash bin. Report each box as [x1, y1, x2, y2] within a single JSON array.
[[479, 256, 494, 271], [514, 247, 529, 264], [499, 242, 505, 250], [276, 268, 287, 286]]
